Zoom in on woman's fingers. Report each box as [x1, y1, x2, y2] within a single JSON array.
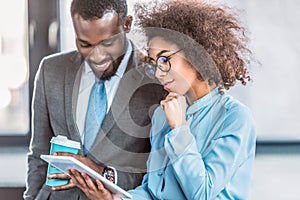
[[161, 92, 180, 109], [160, 93, 187, 129], [165, 92, 178, 101]]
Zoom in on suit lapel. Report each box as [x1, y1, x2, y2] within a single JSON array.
[[65, 52, 84, 143], [90, 48, 145, 147]]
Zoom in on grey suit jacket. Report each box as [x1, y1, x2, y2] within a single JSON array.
[[24, 46, 166, 200]]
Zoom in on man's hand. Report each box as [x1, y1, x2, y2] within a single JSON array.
[[68, 169, 121, 200], [47, 171, 74, 191], [50, 152, 104, 191]]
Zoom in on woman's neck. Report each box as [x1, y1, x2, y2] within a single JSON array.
[[186, 81, 216, 105]]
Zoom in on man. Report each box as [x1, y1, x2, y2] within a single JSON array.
[[24, 0, 165, 199]]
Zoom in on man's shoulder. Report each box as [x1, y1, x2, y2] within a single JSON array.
[[38, 50, 82, 75], [42, 50, 81, 64]]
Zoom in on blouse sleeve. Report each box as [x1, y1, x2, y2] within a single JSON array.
[[164, 106, 256, 199], [124, 173, 153, 200]]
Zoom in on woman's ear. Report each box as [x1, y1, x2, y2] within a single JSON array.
[[123, 15, 133, 33]]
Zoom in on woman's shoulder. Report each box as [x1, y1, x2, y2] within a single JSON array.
[[221, 94, 252, 117], [220, 94, 256, 133]]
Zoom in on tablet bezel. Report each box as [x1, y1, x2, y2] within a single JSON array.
[[40, 154, 132, 199]]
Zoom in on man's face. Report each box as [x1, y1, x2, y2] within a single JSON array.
[[72, 12, 131, 80]]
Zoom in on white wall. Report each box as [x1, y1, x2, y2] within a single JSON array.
[[59, 0, 300, 141], [204, 0, 300, 141]]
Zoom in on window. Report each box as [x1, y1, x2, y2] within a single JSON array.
[[0, 0, 59, 146], [0, 1, 29, 136]]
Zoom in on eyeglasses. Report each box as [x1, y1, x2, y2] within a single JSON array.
[[144, 49, 183, 78]]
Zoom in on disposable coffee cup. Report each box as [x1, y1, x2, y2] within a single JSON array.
[[46, 135, 81, 187]]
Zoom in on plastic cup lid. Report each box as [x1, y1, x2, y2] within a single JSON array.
[[50, 135, 81, 149]]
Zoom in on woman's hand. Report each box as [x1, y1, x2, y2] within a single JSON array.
[[160, 92, 187, 129], [68, 170, 122, 200]]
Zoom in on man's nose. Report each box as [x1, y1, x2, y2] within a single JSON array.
[[88, 45, 106, 62]]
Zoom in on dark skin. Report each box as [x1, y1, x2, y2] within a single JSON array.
[[48, 152, 104, 191], [47, 11, 132, 192], [68, 168, 119, 200], [73, 11, 132, 80]]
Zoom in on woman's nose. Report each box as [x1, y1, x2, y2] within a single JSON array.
[[155, 66, 168, 78]]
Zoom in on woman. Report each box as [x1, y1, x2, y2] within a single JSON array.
[[68, 0, 256, 199]]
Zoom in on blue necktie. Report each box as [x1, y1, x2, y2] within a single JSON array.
[[84, 79, 107, 155]]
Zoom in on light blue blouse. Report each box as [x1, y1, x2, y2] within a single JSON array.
[[126, 88, 256, 200]]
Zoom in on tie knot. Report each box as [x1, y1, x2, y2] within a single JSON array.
[[95, 77, 104, 84]]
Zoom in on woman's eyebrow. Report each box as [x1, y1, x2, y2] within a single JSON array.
[[156, 50, 170, 58], [147, 49, 172, 61]]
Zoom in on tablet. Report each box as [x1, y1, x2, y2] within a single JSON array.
[[40, 154, 132, 199]]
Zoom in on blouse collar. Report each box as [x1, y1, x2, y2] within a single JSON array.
[[186, 87, 220, 116]]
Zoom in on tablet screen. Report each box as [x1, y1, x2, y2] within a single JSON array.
[[40, 154, 132, 199]]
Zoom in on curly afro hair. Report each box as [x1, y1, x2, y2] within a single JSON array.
[[134, 0, 252, 91], [71, 0, 127, 20]]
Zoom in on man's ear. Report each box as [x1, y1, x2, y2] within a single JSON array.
[[123, 15, 133, 33]]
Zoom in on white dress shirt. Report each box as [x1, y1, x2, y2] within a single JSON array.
[[76, 41, 133, 142]]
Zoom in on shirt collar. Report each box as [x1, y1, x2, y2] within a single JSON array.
[[115, 39, 132, 78], [83, 39, 132, 78]]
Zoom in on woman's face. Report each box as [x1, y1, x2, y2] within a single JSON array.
[[148, 37, 199, 96]]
